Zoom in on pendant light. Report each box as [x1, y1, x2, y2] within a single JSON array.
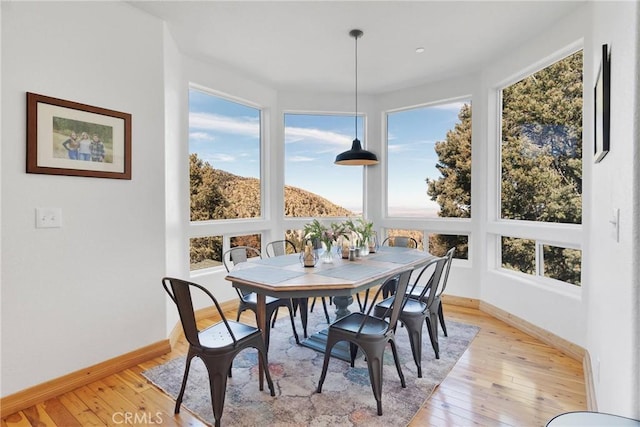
[[335, 29, 379, 166]]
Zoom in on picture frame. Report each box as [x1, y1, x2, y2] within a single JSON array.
[[594, 44, 610, 163], [27, 92, 131, 179]]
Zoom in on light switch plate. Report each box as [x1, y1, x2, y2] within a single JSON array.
[[36, 207, 62, 228]]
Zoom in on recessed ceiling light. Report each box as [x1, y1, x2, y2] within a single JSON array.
[[415, 47, 425, 54]]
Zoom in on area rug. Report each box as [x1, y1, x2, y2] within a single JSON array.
[[142, 304, 479, 426]]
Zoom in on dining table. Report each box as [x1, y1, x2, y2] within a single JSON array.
[[225, 245, 435, 388]]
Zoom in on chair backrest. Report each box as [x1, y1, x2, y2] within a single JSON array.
[[382, 236, 418, 249], [222, 246, 262, 272], [162, 277, 237, 348], [265, 240, 296, 257], [357, 268, 414, 336], [434, 247, 455, 298], [407, 256, 447, 309]]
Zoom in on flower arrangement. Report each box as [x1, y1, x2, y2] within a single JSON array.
[[344, 217, 375, 255], [303, 219, 350, 262], [344, 217, 374, 244]]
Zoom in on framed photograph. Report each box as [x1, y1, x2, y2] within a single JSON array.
[[594, 44, 610, 163], [27, 92, 131, 179]]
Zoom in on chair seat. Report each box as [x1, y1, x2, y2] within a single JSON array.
[[241, 292, 288, 306], [375, 296, 426, 316], [331, 312, 390, 336], [198, 320, 261, 349], [407, 285, 429, 299]]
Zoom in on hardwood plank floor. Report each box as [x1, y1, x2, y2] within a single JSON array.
[[2, 303, 586, 426]]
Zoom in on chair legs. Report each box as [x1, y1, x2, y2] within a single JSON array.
[[263, 303, 300, 350], [174, 347, 197, 414], [176, 341, 275, 427], [438, 301, 448, 337], [425, 312, 440, 359], [310, 297, 331, 324], [317, 332, 405, 416], [399, 315, 427, 377]]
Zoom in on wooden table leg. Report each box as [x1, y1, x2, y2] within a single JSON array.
[[256, 293, 266, 390]]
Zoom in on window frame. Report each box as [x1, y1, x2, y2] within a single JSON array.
[[188, 84, 269, 273], [384, 96, 473, 221], [188, 84, 266, 224], [489, 41, 585, 291], [282, 109, 367, 220]]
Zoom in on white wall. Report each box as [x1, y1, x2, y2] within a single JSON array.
[[1, 2, 166, 396], [587, 1, 639, 417]]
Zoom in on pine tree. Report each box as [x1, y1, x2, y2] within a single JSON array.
[[426, 103, 472, 258]]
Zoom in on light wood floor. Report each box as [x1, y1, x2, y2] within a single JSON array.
[[1, 303, 586, 427]]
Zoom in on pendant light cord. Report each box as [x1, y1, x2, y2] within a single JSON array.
[[354, 33, 358, 141]]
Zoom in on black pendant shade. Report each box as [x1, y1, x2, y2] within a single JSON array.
[[335, 138, 378, 165], [335, 29, 379, 166]]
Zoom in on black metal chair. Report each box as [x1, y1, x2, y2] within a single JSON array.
[[223, 246, 299, 349], [374, 256, 447, 377], [162, 277, 275, 427], [379, 236, 420, 299], [404, 247, 455, 336], [316, 268, 414, 416], [433, 247, 455, 336], [381, 235, 418, 249], [265, 239, 297, 257]]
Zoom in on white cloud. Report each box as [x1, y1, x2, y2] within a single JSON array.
[[189, 131, 215, 141], [388, 139, 436, 153], [190, 112, 259, 137], [201, 153, 235, 163], [285, 126, 351, 147], [287, 155, 315, 162]]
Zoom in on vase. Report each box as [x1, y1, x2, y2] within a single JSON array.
[[360, 238, 370, 257], [321, 242, 334, 263]]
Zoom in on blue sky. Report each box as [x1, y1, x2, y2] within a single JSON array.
[[189, 88, 469, 217]]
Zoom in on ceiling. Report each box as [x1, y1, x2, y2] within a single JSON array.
[[130, 1, 584, 94]]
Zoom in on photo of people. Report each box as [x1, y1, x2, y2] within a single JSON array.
[[52, 117, 113, 163]]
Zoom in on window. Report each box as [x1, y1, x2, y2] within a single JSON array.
[[542, 244, 581, 286], [428, 233, 469, 260], [190, 235, 223, 271], [284, 113, 363, 217], [387, 100, 471, 218], [230, 234, 262, 251], [189, 87, 262, 221], [501, 237, 581, 286], [498, 49, 583, 288], [500, 50, 583, 224], [501, 236, 535, 275]]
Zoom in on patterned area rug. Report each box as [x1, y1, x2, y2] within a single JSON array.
[[142, 303, 479, 426]]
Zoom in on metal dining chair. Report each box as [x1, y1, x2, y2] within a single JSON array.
[[379, 235, 420, 299], [223, 246, 299, 349], [162, 277, 276, 427], [317, 268, 414, 416], [374, 256, 447, 377], [432, 247, 455, 336], [265, 239, 297, 257]]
